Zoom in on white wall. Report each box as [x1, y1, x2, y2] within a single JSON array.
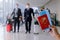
[[45, 0, 60, 21]]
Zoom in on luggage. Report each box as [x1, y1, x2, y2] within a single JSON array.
[[6, 24, 12, 32]]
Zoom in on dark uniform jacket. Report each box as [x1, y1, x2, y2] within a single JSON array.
[[12, 8, 22, 20], [24, 8, 34, 21]]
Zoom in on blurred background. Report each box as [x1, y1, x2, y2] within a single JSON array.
[[0, 0, 60, 40]]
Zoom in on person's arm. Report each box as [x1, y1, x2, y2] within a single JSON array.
[[31, 8, 35, 18], [11, 9, 15, 16], [19, 8, 22, 20], [10, 9, 15, 20], [24, 9, 26, 19], [18, 9, 21, 16], [11, 11, 14, 16]]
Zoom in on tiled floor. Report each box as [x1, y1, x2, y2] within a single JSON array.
[[0, 23, 60, 40]]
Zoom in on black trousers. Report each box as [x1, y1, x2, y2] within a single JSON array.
[[25, 20, 32, 32], [14, 18, 20, 32]]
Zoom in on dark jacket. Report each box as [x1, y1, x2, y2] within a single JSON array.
[[11, 8, 22, 20], [24, 8, 34, 21]]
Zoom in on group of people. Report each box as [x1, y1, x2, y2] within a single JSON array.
[[7, 3, 35, 33], [6, 2, 60, 40]]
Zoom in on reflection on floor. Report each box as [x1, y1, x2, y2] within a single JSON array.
[[0, 23, 60, 40]]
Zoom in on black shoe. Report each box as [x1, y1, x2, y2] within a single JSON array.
[[18, 31, 19, 32], [13, 31, 16, 33], [29, 31, 31, 34], [34, 33, 39, 34], [25, 31, 28, 34]]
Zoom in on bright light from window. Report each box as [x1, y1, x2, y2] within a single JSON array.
[[0, 0, 3, 2], [10, 0, 12, 3], [5, 0, 8, 2]]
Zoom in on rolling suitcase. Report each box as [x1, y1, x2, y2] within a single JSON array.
[[6, 24, 12, 32]]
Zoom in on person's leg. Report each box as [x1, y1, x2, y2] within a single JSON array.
[[17, 20, 20, 32], [21, 17, 24, 23], [25, 21, 28, 33], [29, 21, 32, 33], [14, 20, 17, 32]]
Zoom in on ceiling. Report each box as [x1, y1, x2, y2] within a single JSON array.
[[16, 0, 50, 7]]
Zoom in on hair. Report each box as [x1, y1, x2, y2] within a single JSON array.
[[16, 3, 19, 5], [26, 3, 30, 6], [41, 7, 45, 9], [16, 2, 19, 6], [40, 7, 45, 11]]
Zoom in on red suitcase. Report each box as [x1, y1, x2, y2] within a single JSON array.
[[6, 24, 12, 32]]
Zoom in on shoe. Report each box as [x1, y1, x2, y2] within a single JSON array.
[[29, 31, 31, 34], [13, 31, 16, 33], [25, 31, 28, 34], [18, 31, 19, 32], [34, 33, 39, 34]]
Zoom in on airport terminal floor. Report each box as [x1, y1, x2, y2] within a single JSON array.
[[0, 21, 60, 40]]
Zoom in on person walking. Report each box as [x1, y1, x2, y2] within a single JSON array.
[[24, 3, 35, 34], [11, 3, 22, 33]]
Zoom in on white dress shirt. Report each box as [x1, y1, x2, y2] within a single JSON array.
[[15, 8, 18, 17]]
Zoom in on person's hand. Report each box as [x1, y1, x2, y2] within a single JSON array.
[[49, 26, 60, 40], [19, 18, 21, 21], [19, 16, 22, 21], [20, 16, 22, 18], [11, 19, 14, 21]]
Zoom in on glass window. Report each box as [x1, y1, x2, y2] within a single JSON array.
[[0, 0, 15, 23], [0, 0, 3, 2], [5, 0, 8, 3]]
